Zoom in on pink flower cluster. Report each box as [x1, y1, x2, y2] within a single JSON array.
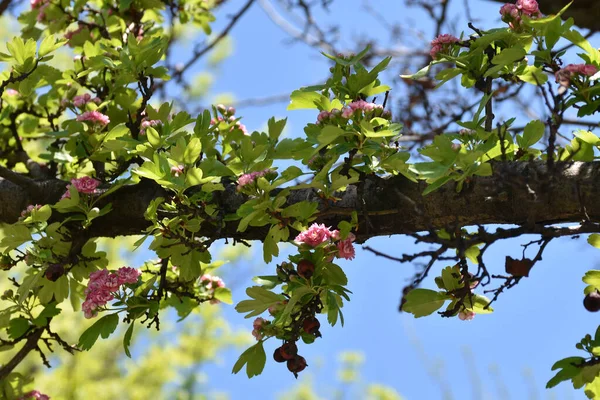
[[458, 310, 475, 321], [20, 204, 41, 218], [555, 64, 599, 88], [500, 0, 540, 29], [562, 64, 598, 77], [336, 232, 356, 261], [72, 93, 100, 108], [82, 267, 141, 319], [210, 115, 249, 135], [77, 110, 110, 126], [316, 101, 391, 124], [200, 274, 226, 304], [516, 0, 540, 16], [61, 176, 100, 199], [237, 169, 271, 190], [294, 223, 357, 260], [430, 34, 460, 60], [18, 390, 50, 400], [140, 118, 161, 135], [295, 223, 338, 247], [252, 317, 269, 340], [5, 88, 18, 96]]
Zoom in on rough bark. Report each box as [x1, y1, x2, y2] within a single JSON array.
[[0, 161, 598, 243]]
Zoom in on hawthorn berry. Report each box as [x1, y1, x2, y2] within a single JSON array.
[[287, 355, 307, 377], [279, 342, 298, 359], [302, 317, 320, 335], [273, 347, 286, 363], [45, 264, 65, 282], [584, 291, 600, 312], [297, 260, 315, 279]]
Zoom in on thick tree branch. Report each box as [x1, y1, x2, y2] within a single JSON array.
[[1, 162, 600, 243]]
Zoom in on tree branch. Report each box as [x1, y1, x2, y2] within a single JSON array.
[[1, 162, 600, 242], [0, 327, 44, 382]]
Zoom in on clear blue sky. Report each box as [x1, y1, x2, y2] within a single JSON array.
[[155, 1, 600, 398]]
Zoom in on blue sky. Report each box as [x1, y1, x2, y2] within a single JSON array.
[[153, 1, 600, 398]]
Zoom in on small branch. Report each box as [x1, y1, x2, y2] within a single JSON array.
[[164, 0, 256, 87], [0, 327, 45, 381]]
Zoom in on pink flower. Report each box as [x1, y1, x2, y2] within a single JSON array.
[[5, 88, 18, 96], [317, 110, 330, 123], [430, 34, 460, 59], [117, 267, 141, 285], [103, 273, 120, 292], [30, 0, 45, 8], [82, 267, 138, 318], [565, 64, 598, 77], [253, 317, 266, 330], [36, 2, 49, 22], [341, 108, 354, 119], [77, 110, 110, 126], [555, 64, 599, 87], [200, 274, 226, 289], [340, 100, 384, 121], [516, 0, 540, 17], [72, 93, 91, 108], [20, 204, 41, 218], [237, 169, 272, 190], [500, 3, 521, 29], [170, 165, 184, 177], [19, 390, 50, 400], [251, 317, 268, 340], [336, 233, 356, 260], [140, 118, 161, 135], [71, 176, 100, 194], [295, 223, 337, 247], [82, 299, 99, 319], [458, 311, 475, 321]]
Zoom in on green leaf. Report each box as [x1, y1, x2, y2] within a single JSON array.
[[575, 130, 600, 145], [287, 90, 322, 110], [465, 294, 494, 314], [518, 120, 545, 149], [214, 287, 233, 304], [268, 117, 287, 141], [8, 318, 29, 339], [123, 322, 135, 358], [78, 314, 119, 351], [318, 125, 345, 145], [583, 270, 600, 290], [183, 137, 202, 164], [235, 286, 285, 318], [0, 223, 32, 252], [402, 289, 448, 318], [39, 35, 67, 57], [232, 341, 267, 378], [322, 263, 348, 286]]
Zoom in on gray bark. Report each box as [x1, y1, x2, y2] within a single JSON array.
[[0, 161, 598, 243]]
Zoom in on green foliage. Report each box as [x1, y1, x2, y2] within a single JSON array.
[[0, 0, 600, 397]]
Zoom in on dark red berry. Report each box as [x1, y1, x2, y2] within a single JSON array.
[[287, 355, 307, 377], [280, 342, 298, 360], [45, 264, 65, 282], [297, 260, 315, 279], [302, 317, 320, 335], [273, 347, 286, 363], [584, 291, 600, 312]]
